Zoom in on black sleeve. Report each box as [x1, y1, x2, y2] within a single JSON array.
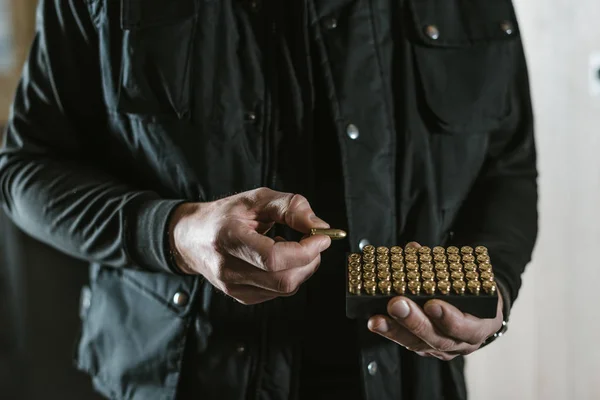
[[0, 0, 181, 274], [450, 42, 539, 319]]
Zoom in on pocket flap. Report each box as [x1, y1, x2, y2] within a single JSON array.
[[408, 0, 520, 47], [121, 0, 196, 30]]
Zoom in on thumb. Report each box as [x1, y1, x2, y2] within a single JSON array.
[[251, 188, 329, 234]]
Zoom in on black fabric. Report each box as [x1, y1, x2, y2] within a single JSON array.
[[0, 0, 538, 399], [298, 38, 362, 398]]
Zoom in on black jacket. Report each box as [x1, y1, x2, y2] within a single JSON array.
[[0, 0, 538, 399]]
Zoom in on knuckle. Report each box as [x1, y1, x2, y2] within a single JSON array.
[[276, 275, 298, 294], [263, 249, 278, 271], [434, 340, 455, 353]]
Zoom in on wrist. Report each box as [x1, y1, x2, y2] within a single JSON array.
[[168, 202, 198, 275]]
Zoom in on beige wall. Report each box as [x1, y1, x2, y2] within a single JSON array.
[[0, 0, 36, 126], [466, 0, 600, 399]]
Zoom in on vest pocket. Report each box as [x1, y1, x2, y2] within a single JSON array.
[[117, 0, 198, 118], [407, 0, 521, 134]]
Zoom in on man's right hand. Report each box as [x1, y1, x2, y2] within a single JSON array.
[[168, 187, 332, 305]]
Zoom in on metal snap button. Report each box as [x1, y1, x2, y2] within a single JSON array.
[[346, 123, 360, 140], [323, 17, 338, 30], [424, 25, 440, 40], [500, 21, 514, 35], [359, 238, 371, 251], [172, 291, 189, 306], [367, 361, 378, 376]]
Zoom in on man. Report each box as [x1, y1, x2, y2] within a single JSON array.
[[0, 0, 538, 399]]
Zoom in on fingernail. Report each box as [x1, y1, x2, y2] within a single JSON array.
[[391, 300, 410, 319], [310, 214, 330, 228], [368, 318, 390, 333], [425, 303, 443, 319]]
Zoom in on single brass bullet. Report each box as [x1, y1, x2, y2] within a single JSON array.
[[310, 228, 347, 240], [482, 280, 497, 295], [408, 280, 421, 295], [363, 253, 375, 263], [393, 280, 406, 295], [464, 262, 477, 272], [390, 246, 403, 255], [465, 271, 479, 281], [349, 277, 362, 287], [404, 246, 418, 255], [363, 262, 376, 273], [475, 246, 488, 255], [462, 254, 475, 263], [419, 246, 431, 255], [436, 271, 450, 281], [461, 246, 474, 255], [435, 262, 448, 272], [363, 245, 376, 254], [349, 286, 361, 295], [467, 280, 481, 295], [377, 264, 390, 273], [447, 246, 459, 255], [348, 253, 361, 263], [378, 270, 391, 281], [477, 254, 490, 264], [391, 262, 404, 271], [452, 280, 466, 295], [392, 271, 406, 281], [480, 271, 494, 281], [449, 262, 462, 272], [432, 246, 445, 255], [363, 271, 376, 282], [391, 254, 403, 263], [451, 271, 465, 281], [423, 280, 436, 295], [420, 262, 434, 272], [407, 271, 420, 281], [364, 281, 377, 295], [377, 254, 390, 264], [438, 280, 451, 295], [405, 254, 418, 263], [448, 254, 460, 263], [419, 254, 433, 263], [379, 280, 392, 295], [478, 263, 492, 273], [406, 262, 419, 272], [348, 261, 361, 271], [377, 246, 389, 255], [434, 254, 447, 263], [349, 269, 361, 279], [422, 271, 435, 281]]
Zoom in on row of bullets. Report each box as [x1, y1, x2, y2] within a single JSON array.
[[347, 245, 497, 296]]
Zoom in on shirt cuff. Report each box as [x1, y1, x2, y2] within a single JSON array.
[[125, 195, 186, 274]]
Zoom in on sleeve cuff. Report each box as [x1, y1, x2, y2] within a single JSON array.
[[125, 196, 186, 274]]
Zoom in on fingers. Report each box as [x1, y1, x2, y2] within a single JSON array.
[[219, 283, 281, 305], [250, 187, 330, 233], [231, 224, 331, 272], [368, 297, 484, 355], [367, 315, 429, 352], [217, 255, 321, 296], [385, 297, 462, 353], [423, 300, 493, 345]]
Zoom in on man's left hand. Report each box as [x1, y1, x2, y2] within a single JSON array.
[[367, 243, 504, 361]]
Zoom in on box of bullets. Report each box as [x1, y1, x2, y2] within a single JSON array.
[[346, 245, 499, 319]]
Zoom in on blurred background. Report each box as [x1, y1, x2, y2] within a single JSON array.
[[0, 0, 599, 399]]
